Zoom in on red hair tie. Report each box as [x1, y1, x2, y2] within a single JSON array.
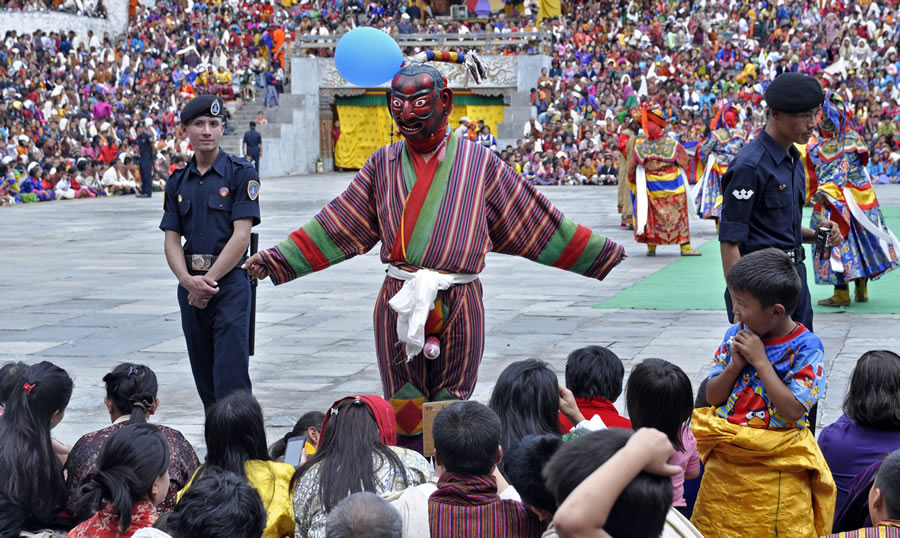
[[23, 383, 36, 396]]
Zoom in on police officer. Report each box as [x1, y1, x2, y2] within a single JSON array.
[[720, 73, 842, 333], [242, 121, 262, 174], [136, 124, 154, 198], [159, 95, 261, 409]]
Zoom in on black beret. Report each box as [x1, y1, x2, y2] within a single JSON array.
[[764, 73, 824, 113], [180, 94, 225, 125]]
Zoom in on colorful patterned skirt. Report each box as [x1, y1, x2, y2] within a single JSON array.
[[695, 160, 727, 220], [632, 170, 692, 245], [811, 199, 899, 285]]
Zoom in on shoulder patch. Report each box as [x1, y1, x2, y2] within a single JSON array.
[[731, 186, 754, 200], [248, 180, 260, 200]]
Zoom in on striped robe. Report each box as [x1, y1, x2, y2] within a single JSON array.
[[428, 473, 544, 538], [259, 134, 624, 432]]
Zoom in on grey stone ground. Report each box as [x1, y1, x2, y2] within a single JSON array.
[[2, 174, 899, 456]]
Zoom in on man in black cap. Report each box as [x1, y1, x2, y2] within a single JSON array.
[[718, 73, 843, 334], [159, 94, 261, 409], [708, 73, 845, 435]]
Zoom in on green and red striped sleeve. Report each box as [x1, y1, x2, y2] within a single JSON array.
[[534, 216, 625, 280], [259, 156, 381, 285]]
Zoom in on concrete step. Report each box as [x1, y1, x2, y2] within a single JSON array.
[[509, 92, 531, 107]]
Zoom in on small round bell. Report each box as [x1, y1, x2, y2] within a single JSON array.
[[423, 336, 441, 360]]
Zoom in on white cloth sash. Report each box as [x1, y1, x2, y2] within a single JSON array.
[[636, 165, 649, 234], [386, 265, 479, 361]]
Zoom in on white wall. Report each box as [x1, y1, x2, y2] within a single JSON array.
[[0, 0, 129, 42]]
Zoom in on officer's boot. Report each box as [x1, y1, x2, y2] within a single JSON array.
[[646, 244, 657, 256], [854, 278, 869, 302], [818, 285, 851, 307], [680, 243, 702, 256]]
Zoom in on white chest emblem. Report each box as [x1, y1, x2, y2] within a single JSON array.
[[732, 188, 754, 200]]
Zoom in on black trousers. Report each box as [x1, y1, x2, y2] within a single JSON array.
[[140, 156, 153, 196], [248, 151, 260, 174], [177, 267, 252, 409]]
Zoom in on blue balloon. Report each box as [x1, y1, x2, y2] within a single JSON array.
[[335, 28, 404, 87]]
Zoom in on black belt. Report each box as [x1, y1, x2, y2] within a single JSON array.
[[185, 254, 248, 272], [783, 246, 806, 264]]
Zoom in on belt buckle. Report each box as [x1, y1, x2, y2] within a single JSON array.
[[190, 254, 214, 271]]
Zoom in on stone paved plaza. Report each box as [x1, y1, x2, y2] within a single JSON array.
[[2, 174, 900, 455]]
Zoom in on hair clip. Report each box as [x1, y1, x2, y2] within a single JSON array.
[[330, 407, 339, 416], [353, 396, 362, 405], [127, 366, 138, 378], [23, 383, 36, 396]]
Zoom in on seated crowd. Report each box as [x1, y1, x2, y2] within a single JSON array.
[[1, 250, 899, 537], [6, 0, 900, 202], [0, 0, 298, 205]]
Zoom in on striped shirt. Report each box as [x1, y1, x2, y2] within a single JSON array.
[[260, 135, 624, 285], [428, 472, 544, 538], [825, 521, 900, 538]]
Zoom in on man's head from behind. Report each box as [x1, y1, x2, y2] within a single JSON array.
[[565, 345, 624, 402], [163, 467, 265, 538], [503, 434, 562, 522], [326, 492, 401, 538], [726, 248, 800, 335], [432, 401, 501, 475], [870, 449, 900, 524], [543, 429, 671, 538]]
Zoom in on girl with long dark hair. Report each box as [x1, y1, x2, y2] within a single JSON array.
[[489, 359, 569, 460], [292, 395, 432, 538], [178, 391, 295, 538], [68, 423, 170, 536], [625, 358, 699, 515], [64, 363, 199, 517], [0, 361, 74, 536]]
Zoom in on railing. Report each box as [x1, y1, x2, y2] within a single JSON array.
[[292, 31, 549, 54]]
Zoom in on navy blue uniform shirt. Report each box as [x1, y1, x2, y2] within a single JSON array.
[[137, 132, 153, 156], [719, 129, 805, 254], [242, 129, 262, 155], [159, 149, 260, 256]]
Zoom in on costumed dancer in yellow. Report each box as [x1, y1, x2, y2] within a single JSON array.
[[627, 104, 701, 256]]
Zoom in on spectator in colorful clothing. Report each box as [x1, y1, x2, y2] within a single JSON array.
[[429, 401, 544, 537], [64, 363, 199, 518], [292, 395, 431, 538], [558, 346, 632, 433], [68, 424, 170, 537], [179, 391, 295, 538]]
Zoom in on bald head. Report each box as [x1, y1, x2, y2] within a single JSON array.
[[325, 492, 402, 538]]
